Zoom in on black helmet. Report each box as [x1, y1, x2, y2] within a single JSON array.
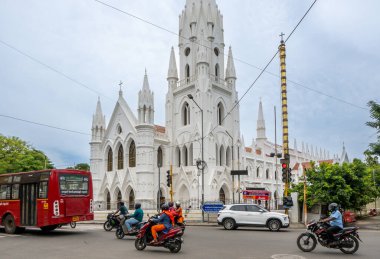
[[168, 201, 174, 207], [134, 203, 141, 209], [328, 203, 338, 212], [119, 201, 124, 206], [161, 203, 169, 211]]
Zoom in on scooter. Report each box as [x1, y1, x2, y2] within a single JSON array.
[[134, 215, 183, 253], [115, 215, 145, 239]]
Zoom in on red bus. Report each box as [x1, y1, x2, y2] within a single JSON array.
[[0, 169, 94, 234]]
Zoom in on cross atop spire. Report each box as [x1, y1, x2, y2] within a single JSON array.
[[279, 32, 285, 43], [118, 80, 123, 96]]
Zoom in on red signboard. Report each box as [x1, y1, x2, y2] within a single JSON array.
[[243, 190, 271, 200]]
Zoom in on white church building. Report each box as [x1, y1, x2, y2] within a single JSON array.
[[89, 0, 347, 211]]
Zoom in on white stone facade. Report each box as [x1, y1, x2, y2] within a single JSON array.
[[89, 0, 341, 211]]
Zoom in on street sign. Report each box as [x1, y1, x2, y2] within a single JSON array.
[[231, 170, 248, 176], [201, 202, 224, 213]]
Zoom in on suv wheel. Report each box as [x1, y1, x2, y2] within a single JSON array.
[[268, 219, 281, 231], [223, 218, 236, 230]]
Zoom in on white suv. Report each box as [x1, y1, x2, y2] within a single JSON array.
[[217, 204, 290, 231]]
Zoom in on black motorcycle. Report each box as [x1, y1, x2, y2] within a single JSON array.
[[297, 219, 362, 254], [115, 215, 145, 239], [103, 212, 121, 231]]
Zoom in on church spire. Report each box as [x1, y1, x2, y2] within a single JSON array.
[[256, 98, 266, 140], [91, 97, 106, 142], [167, 47, 178, 80], [138, 70, 154, 124], [225, 46, 236, 79]]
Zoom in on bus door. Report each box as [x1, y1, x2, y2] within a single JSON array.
[[20, 183, 38, 226]]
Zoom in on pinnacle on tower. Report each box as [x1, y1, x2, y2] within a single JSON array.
[[256, 99, 266, 140], [143, 68, 150, 91], [167, 47, 178, 80], [225, 46, 236, 79], [92, 97, 105, 128]]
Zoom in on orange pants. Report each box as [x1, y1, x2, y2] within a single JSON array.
[[151, 224, 165, 240], [177, 216, 184, 223]]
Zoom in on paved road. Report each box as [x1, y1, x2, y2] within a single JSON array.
[[0, 224, 379, 259]]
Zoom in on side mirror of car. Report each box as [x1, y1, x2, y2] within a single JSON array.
[[259, 209, 264, 213]]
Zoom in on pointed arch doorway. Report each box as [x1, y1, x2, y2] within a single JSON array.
[[128, 189, 135, 210], [106, 190, 111, 210], [219, 188, 226, 204]]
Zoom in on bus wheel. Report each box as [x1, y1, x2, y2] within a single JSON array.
[[40, 225, 59, 232], [4, 215, 16, 234]]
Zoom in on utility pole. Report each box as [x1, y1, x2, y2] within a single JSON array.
[[303, 170, 307, 225], [279, 32, 290, 215], [274, 106, 279, 210]]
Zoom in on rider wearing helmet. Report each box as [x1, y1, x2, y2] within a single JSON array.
[[124, 203, 144, 233], [320, 203, 343, 243], [175, 201, 184, 224], [168, 201, 175, 212], [150, 203, 175, 244]]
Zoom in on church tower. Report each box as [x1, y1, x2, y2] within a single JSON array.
[[136, 71, 155, 207], [90, 97, 106, 203], [166, 0, 240, 202]]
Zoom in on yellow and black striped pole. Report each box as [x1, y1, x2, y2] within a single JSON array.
[[279, 33, 290, 215]]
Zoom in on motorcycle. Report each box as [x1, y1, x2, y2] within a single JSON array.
[[103, 212, 121, 231], [369, 208, 377, 216], [134, 215, 184, 253], [115, 215, 145, 239], [297, 219, 362, 254], [174, 216, 186, 235]]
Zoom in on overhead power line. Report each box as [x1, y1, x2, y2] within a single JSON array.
[[94, 0, 366, 111], [0, 39, 114, 102], [0, 114, 90, 136]]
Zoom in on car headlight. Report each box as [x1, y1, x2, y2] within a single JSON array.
[[283, 216, 288, 221]]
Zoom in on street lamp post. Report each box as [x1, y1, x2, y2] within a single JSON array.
[[188, 94, 205, 222], [225, 130, 234, 203], [157, 159, 162, 212]]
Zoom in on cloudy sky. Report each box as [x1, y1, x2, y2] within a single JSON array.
[[0, 0, 379, 168]]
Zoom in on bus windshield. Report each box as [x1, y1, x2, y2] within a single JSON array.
[[59, 174, 89, 195]]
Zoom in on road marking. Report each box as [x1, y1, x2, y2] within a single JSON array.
[[271, 255, 306, 259]]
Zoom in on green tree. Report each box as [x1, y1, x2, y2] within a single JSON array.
[[366, 100, 380, 157], [291, 161, 377, 211], [0, 135, 54, 174], [67, 163, 90, 171]]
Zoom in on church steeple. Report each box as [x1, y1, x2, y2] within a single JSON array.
[[91, 97, 106, 142], [225, 46, 236, 80], [167, 47, 178, 80], [256, 99, 266, 140], [138, 70, 154, 124]]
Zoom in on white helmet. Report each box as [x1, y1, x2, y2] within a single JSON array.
[[175, 201, 181, 207]]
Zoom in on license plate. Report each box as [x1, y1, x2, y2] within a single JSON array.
[[72, 216, 80, 222]]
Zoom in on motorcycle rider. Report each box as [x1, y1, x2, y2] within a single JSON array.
[[124, 203, 144, 233], [115, 201, 128, 217], [150, 203, 174, 244], [320, 203, 343, 243], [175, 201, 184, 224]]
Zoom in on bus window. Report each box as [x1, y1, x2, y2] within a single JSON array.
[[0, 185, 11, 200], [59, 174, 89, 195], [12, 184, 20, 199], [39, 182, 48, 198]]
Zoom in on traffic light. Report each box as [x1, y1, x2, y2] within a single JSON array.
[[166, 170, 171, 187], [282, 163, 288, 183]]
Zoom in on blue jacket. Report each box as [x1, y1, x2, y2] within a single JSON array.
[[152, 213, 172, 230]]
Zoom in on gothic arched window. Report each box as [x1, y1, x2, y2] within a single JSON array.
[[157, 147, 163, 167], [183, 146, 188, 166], [185, 64, 190, 83], [176, 147, 181, 167], [266, 168, 269, 179], [217, 102, 224, 126], [215, 63, 219, 82], [183, 102, 190, 126], [129, 140, 136, 167], [107, 148, 113, 171], [256, 167, 260, 178], [117, 145, 124, 170]]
